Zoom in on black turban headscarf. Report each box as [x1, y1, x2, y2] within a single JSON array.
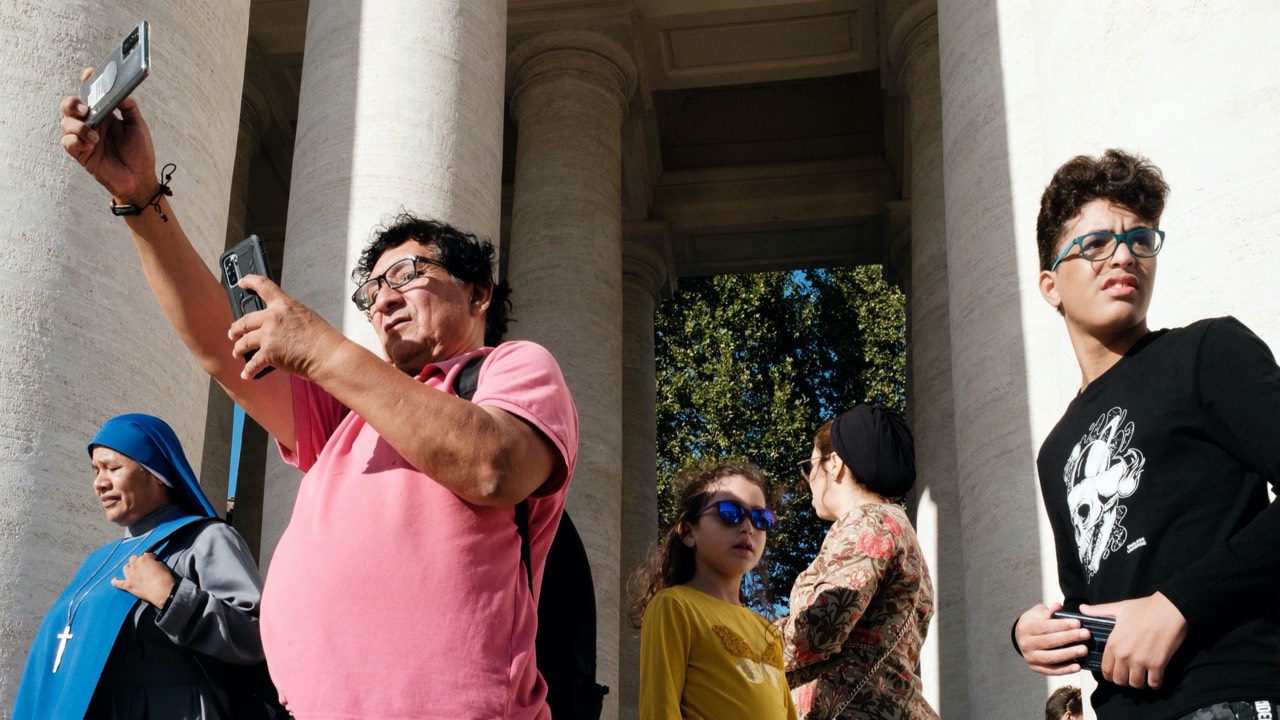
[[829, 402, 916, 498]]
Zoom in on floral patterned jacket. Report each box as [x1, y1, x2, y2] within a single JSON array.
[[778, 503, 937, 720]]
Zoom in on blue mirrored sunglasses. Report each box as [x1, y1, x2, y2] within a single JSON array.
[[698, 499, 777, 532]]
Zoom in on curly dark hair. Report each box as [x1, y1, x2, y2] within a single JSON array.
[[354, 212, 513, 345], [626, 460, 772, 629], [1036, 149, 1170, 271]]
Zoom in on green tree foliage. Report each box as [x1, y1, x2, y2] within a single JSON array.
[[653, 265, 905, 614]]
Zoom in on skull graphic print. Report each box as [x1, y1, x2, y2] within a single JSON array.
[[1063, 407, 1145, 581]]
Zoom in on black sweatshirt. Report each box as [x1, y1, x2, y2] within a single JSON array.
[[1037, 317, 1280, 720]]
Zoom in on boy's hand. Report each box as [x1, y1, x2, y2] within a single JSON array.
[[1014, 601, 1092, 674], [1082, 592, 1187, 689]]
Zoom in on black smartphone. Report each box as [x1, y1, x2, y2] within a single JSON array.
[[80, 21, 150, 129], [219, 235, 274, 378], [1051, 609, 1115, 672]]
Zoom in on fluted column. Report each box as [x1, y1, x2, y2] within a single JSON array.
[[224, 41, 274, 254], [203, 40, 275, 560], [889, 4, 969, 716], [507, 32, 637, 720], [618, 223, 673, 720], [936, 0, 1049, 716], [259, 0, 508, 564], [0, 0, 250, 706]]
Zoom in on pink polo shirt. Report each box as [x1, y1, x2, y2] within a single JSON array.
[[260, 342, 577, 720]]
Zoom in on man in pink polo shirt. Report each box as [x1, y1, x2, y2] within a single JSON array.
[[61, 93, 577, 719]]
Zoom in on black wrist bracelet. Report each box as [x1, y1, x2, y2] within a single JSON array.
[[111, 163, 176, 222], [157, 576, 181, 617]]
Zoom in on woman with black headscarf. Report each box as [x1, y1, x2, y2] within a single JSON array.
[[779, 403, 938, 719], [11, 413, 266, 719]]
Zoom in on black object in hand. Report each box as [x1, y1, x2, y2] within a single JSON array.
[[1051, 609, 1115, 672]]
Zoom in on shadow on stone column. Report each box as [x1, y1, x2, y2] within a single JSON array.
[[934, 0, 1049, 715], [618, 225, 674, 720]]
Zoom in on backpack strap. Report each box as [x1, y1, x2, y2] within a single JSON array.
[[514, 500, 534, 595], [451, 353, 535, 596], [453, 354, 485, 402]]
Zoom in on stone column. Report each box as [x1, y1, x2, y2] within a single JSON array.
[[259, 0, 508, 563], [936, 0, 1050, 716], [0, 0, 250, 706], [200, 39, 276, 558], [889, 4, 969, 716], [224, 40, 274, 255], [618, 223, 673, 720], [507, 32, 637, 720]]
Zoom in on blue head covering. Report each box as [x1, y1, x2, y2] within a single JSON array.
[[87, 413, 217, 518], [13, 414, 216, 718]]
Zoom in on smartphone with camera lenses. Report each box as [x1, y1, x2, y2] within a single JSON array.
[[80, 21, 150, 129], [219, 235, 274, 378]]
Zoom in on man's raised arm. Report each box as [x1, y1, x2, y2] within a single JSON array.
[[59, 82, 296, 449]]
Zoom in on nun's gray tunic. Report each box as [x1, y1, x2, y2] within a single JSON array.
[[85, 504, 265, 720]]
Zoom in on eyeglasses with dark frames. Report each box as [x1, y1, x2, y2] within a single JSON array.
[[696, 499, 777, 532], [796, 457, 815, 480], [351, 255, 449, 312], [1050, 227, 1165, 271], [796, 454, 828, 482]]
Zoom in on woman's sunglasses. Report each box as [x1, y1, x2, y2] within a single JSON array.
[[696, 500, 777, 532]]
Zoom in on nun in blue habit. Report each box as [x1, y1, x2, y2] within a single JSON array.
[[11, 413, 266, 719]]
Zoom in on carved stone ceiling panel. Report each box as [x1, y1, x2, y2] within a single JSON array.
[[245, 0, 899, 277], [637, 0, 878, 90]]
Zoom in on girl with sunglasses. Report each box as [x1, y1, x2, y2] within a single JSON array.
[[779, 404, 938, 719], [629, 461, 797, 720]]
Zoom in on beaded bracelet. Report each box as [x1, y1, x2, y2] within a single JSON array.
[[110, 163, 176, 222]]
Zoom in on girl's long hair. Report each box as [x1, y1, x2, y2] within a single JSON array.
[[626, 460, 770, 628]]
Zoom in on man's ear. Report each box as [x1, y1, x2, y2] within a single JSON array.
[[1039, 269, 1062, 310], [470, 279, 493, 316]]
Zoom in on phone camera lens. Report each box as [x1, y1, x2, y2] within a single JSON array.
[[223, 258, 240, 286], [123, 29, 139, 57]]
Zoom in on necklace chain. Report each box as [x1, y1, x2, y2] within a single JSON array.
[[63, 529, 156, 627], [50, 528, 158, 673]]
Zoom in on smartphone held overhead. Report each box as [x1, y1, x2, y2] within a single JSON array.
[[80, 20, 150, 128]]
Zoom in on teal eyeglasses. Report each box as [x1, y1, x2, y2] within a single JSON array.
[[1050, 227, 1165, 271]]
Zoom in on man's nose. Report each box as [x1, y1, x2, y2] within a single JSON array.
[[371, 283, 406, 314], [1109, 238, 1137, 266]]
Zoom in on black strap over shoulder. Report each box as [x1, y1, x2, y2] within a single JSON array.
[[515, 500, 533, 594], [453, 354, 485, 402], [452, 353, 534, 594], [450, 351, 608, 719]]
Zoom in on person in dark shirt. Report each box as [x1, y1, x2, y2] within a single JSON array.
[[1011, 149, 1280, 720]]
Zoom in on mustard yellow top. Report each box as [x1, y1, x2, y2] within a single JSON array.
[[640, 585, 797, 720]]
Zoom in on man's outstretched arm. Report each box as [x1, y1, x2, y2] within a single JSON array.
[[59, 84, 296, 448]]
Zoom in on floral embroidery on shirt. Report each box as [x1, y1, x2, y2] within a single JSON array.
[[713, 622, 786, 685]]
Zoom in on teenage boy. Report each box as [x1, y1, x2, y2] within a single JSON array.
[[1012, 149, 1280, 720]]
